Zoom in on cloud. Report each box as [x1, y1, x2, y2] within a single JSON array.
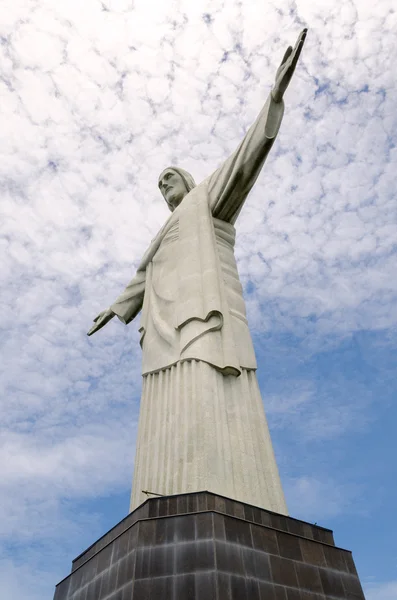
[[265, 376, 372, 441], [364, 581, 397, 600], [285, 475, 362, 521], [0, 559, 55, 600]]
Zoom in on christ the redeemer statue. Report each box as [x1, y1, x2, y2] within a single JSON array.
[[88, 30, 307, 513]]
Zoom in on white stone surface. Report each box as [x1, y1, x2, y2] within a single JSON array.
[[130, 360, 288, 514]]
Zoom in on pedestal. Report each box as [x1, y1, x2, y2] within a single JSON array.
[[54, 491, 365, 599]]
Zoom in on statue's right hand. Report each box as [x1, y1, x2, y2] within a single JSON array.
[[87, 308, 115, 336]]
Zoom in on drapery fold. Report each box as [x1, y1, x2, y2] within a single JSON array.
[[130, 361, 288, 515]]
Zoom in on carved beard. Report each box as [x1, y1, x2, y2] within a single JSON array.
[[166, 188, 186, 211]]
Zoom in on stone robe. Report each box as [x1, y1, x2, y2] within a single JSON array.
[[111, 93, 284, 376]]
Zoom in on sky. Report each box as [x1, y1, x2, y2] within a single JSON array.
[[0, 0, 396, 598]]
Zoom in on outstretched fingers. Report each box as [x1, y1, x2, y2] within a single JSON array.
[[87, 324, 98, 336], [289, 28, 307, 70], [294, 28, 307, 51], [291, 39, 304, 70], [87, 312, 105, 335], [281, 45, 293, 66]]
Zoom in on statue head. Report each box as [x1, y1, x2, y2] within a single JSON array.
[[158, 167, 196, 211]]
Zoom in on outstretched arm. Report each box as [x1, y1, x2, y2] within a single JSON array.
[[87, 269, 146, 336], [208, 29, 307, 223]]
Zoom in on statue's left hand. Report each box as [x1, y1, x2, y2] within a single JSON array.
[[272, 28, 307, 103]]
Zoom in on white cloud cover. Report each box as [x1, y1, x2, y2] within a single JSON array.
[[365, 580, 397, 600], [285, 475, 362, 521], [1, 0, 396, 597]]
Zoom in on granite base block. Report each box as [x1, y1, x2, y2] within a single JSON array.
[[54, 491, 365, 600]]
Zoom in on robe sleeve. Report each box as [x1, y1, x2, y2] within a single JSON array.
[[207, 92, 284, 223], [108, 213, 175, 326], [110, 269, 146, 325]]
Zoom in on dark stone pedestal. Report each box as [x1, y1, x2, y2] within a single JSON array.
[[54, 491, 365, 599]]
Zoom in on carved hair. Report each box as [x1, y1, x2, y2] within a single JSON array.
[[166, 167, 196, 193]]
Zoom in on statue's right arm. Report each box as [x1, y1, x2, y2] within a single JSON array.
[[87, 269, 146, 336], [110, 269, 146, 324]]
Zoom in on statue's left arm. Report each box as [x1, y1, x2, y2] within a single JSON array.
[[208, 29, 307, 223]]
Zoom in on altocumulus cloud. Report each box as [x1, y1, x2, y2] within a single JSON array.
[[0, 0, 396, 597]]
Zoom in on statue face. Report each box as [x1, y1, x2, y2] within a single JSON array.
[[158, 169, 188, 211]]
